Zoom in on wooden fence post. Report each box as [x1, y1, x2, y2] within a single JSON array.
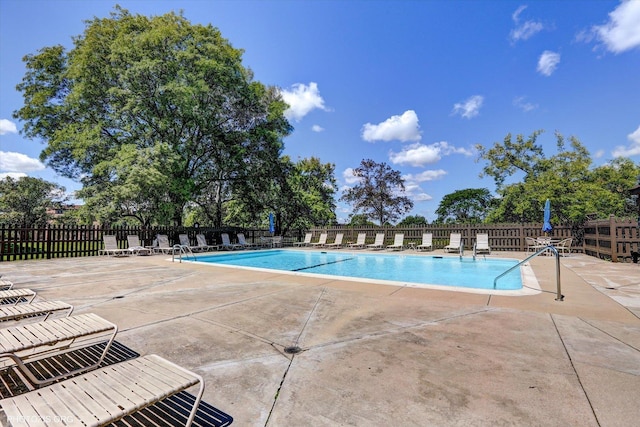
[[610, 215, 618, 262]]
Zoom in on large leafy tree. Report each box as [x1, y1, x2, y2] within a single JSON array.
[[477, 131, 640, 224], [0, 176, 67, 226], [14, 7, 291, 226], [227, 156, 337, 234], [396, 215, 428, 226], [434, 188, 494, 223], [340, 159, 414, 225]]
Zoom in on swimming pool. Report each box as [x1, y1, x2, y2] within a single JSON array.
[[190, 250, 534, 293]]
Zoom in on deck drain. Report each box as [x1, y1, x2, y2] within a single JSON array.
[[284, 346, 302, 354]]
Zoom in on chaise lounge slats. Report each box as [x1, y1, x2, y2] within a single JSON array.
[[0, 354, 204, 427], [0, 313, 118, 386], [0, 290, 36, 306], [0, 301, 73, 324]]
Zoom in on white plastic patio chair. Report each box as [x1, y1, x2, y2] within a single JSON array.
[[366, 233, 385, 250], [444, 233, 462, 253], [416, 233, 433, 251], [386, 233, 405, 250]]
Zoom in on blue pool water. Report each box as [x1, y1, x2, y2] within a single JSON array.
[[192, 250, 523, 291]]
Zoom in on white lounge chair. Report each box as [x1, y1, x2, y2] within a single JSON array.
[[178, 233, 207, 253], [0, 279, 13, 291], [366, 233, 385, 250], [444, 233, 462, 253], [294, 232, 313, 247], [348, 233, 367, 249], [473, 233, 491, 255], [0, 300, 73, 324], [196, 233, 218, 251], [237, 233, 259, 249], [311, 233, 328, 248], [220, 233, 243, 250], [386, 233, 405, 250], [0, 354, 204, 427], [416, 233, 433, 251], [326, 233, 344, 249], [0, 289, 36, 305], [127, 235, 152, 255], [100, 235, 129, 257], [154, 234, 175, 254], [0, 313, 117, 386]]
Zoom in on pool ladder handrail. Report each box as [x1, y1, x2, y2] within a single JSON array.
[[172, 244, 195, 263], [458, 240, 478, 261], [493, 245, 563, 301]]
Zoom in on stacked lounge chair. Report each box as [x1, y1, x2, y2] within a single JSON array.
[[0, 279, 206, 426]]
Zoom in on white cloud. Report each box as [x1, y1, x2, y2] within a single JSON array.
[[0, 119, 18, 135], [361, 110, 422, 142], [452, 95, 484, 119], [311, 124, 324, 132], [0, 172, 27, 180], [513, 96, 538, 112], [342, 167, 361, 185], [510, 5, 544, 43], [0, 151, 45, 172], [592, 0, 640, 54], [403, 182, 433, 201], [280, 82, 328, 122], [537, 51, 561, 76], [389, 141, 473, 167], [612, 125, 640, 157], [403, 169, 448, 183]]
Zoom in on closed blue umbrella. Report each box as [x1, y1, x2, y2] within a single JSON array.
[[542, 199, 552, 234], [269, 213, 275, 234]]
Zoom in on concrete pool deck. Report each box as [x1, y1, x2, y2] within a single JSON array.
[[1, 249, 638, 426]]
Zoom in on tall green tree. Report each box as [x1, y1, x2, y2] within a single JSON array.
[[477, 131, 640, 224], [434, 188, 494, 223], [340, 159, 413, 225], [229, 156, 337, 234], [14, 7, 291, 226], [396, 215, 428, 226], [0, 176, 67, 226]]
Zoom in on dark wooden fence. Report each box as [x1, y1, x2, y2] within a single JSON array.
[[1, 218, 638, 262], [0, 225, 269, 262], [307, 223, 575, 253], [583, 216, 639, 262]]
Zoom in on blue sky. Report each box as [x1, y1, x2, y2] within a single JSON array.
[[1, 0, 639, 223]]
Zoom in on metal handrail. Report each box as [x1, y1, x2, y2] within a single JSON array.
[[172, 244, 195, 263], [493, 245, 563, 301]]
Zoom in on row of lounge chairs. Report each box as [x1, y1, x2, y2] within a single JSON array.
[[0, 280, 205, 426], [296, 232, 495, 254], [101, 232, 279, 256], [295, 232, 456, 252]]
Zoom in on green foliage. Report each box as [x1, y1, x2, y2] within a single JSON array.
[[340, 159, 414, 226], [0, 176, 67, 226], [14, 6, 291, 226], [396, 215, 428, 226], [477, 131, 640, 225], [434, 188, 494, 223], [228, 156, 337, 234], [347, 214, 377, 226]]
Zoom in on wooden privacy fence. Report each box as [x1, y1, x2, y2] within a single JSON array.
[[0, 225, 267, 261], [308, 223, 575, 253], [583, 216, 639, 262], [1, 218, 638, 262]]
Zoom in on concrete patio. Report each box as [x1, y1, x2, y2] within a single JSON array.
[[0, 249, 638, 426]]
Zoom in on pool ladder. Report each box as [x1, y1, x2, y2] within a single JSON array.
[[493, 245, 563, 301], [172, 244, 195, 263]]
